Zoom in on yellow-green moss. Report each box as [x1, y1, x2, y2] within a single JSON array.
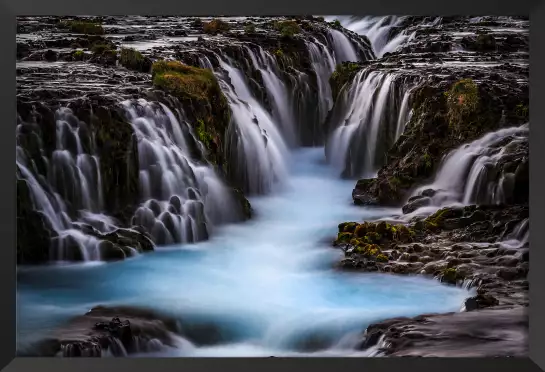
[[422, 152, 433, 169], [244, 23, 256, 34], [91, 43, 116, 55], [353, 243, 382, 258], [338, 222, 358, 233], [119, 47, 147, 71], [330, 63, 361, 96], [336, 232, 353, 243], [203, 19, 231, 34], [72, 50, 85, 60], [376, 254, 389, 263], [444, 79, 480, 132], [152, 60, 220, 101], [196, 119, 214, 148], [441, 267, 460, 284], [274, 20, 302, 38], [515, 103, 529, 121], [60, 20, 105, 35]]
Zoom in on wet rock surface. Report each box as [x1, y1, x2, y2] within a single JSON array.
[[16, 16, 373, 262], [335, 204, 529, 306], [326, 16, 529, 205], [359, 306, 527, 357], [18, 306, 181, 357], [329, 17, 529, 354]]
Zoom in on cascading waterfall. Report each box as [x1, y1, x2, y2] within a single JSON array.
[[16, 99, 245, 261], [325, 68, 420, 178], [404, 124, 529, 216], [16, 108, 117, 261], [501, 218, 529, 248], [123, 99, 240, 245], [307, 38, 336, 125], [243, 46, 299, 147], [327, 16, 441, 57], [202, 53, 290, 195], [328, 29, 359, 62]]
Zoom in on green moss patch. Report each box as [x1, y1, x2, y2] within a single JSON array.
[[72, 50, 85, 60], [335, 220, 415, 247], [274, 20, 302, 38], [152, 60, 222, 101], [203, 19, 231, 35], [60, 20, 105, 35], [151, 60, 230, 169], [444, 78, 480, 133], [244, 23, 256, 34], [330, 62, 362, 98], [119, 47, 150, 72]]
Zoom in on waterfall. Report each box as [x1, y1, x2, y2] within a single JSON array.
[[325, 68, 420, 178], [16, 108, 117, 261], [328, 29, 359, 62], [16, 99, 244, 261], [327, 16, 440, 57], [218, 56, 290, 195], [123, 99, 240, 245], [243, 46, 299, 147], [307, 38, 336, 125], [404, 124, 529, 216], [501, 218, 529, 248]]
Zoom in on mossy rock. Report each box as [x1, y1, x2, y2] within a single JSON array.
[[72, 50, 85, 61], [244, 23, 256, 34], [203, 19, 231, 35], [444, 78, 480, 133], [331, 19, 342, 28], [119, 47, 152, 73], [441, 267, 463, 284], [151, 60, 231, 178], [424, 207, 465, 231], [330, 62, 362, 99], [152, 61, 223, 101], [336, 232, 353, 244], [273, 20, 302, 38], [338, 221, 358, 233], [353, 243, 383, 259], [59, 20, 105, 35], [91, 43, 116, 55], [336, 221, 415, 249], [376, 254, 389, 263]]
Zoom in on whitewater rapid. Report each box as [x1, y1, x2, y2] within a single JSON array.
[[17, 148, 472, 357]]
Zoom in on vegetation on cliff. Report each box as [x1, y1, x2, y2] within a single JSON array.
[[352, 76, 529, 206]]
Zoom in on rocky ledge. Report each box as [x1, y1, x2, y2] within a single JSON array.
[[359, 306, 527, 357], [328, 15, 529, 357], [16, 15, 373, 263], [18, 306, 181, 357]]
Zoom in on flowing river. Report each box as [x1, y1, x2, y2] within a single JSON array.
[[17, 148, 471, 357]]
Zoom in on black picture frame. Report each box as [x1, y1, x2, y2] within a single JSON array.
[[3, 0, 543, 371]]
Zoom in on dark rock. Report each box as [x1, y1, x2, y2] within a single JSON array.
[[360, 307, 527, 357], [402, 196, 431, 214]]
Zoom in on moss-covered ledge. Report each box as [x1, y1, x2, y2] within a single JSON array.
[[151, 60, 230, 168], [150, 60, 252, 220], [352, 76, 529, 206]]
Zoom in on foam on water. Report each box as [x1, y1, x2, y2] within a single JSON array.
[[17, 148, 471, 357]]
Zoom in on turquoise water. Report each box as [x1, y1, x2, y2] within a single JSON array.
[[17, 148, 471, 357]]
